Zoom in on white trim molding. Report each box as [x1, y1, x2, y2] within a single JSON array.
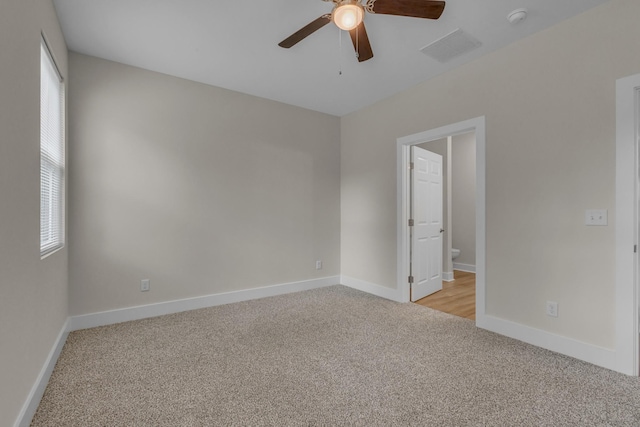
[[443, 271, 454, 282], [477, 315, 617, 372], [340, 275, 403, 302], [14, 319, 69, 427], [615, 72, 640, 376], [453, 263, 476, 273], [68, 276, 340, 331]]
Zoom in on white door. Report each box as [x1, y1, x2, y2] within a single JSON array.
[[410, 146, 443, 301]]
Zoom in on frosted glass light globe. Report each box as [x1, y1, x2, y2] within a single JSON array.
[[333, 3, 364, 31]]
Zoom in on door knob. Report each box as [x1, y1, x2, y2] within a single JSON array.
[[440, 229, 445, 233]]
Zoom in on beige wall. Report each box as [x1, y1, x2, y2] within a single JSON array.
[[68, 53, 341, 315], [0, 0, 68, 424], [341, 0, 640, 349], [451, 132, 476, 267]]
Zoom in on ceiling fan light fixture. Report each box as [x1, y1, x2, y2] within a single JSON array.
[[332, 1, 364, 31]]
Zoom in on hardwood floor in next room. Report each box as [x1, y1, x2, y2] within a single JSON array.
[[415, 270, 476, 320]]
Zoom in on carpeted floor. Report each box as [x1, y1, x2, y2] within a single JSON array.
[[32, 285, 640, 426]]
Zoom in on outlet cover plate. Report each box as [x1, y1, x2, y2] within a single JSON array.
[[585, 209, 607, 226], [546, 301, 558, 317]]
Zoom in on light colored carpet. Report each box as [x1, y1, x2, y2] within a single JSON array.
[[32, 285, 640, 426]]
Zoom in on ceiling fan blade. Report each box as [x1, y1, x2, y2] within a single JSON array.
[[366, 0, 445, 20], [278, 14, 332, 48], [349, 21, 373, 62]]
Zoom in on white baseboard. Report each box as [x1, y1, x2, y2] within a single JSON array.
[[340, 275, 403, 302], [453, 263, 476, 273], [68, 276, 340, 331], [14, 319, 69, 427], [443, 271, 454, 282], [476, 314, 617, 372]]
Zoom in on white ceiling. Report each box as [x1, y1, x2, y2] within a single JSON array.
[[53, 0, 610, 116]]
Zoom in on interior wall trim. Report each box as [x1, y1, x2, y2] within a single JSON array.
[[340, 275, 403, 302], [476, 315, 617, 372], [452, 263, 476, 273], [14, 319, 69, 427], [615, 72, 640, 376], [68, 276, 340, 332]]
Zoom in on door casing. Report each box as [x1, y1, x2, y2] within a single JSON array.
[[615, 73, 640, 376], [396, 116, 486, 324]]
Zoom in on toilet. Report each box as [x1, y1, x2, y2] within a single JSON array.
[[451, 248, 460, 260]]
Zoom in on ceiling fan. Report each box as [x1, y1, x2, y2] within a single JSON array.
[[278, 0, 446, 62]]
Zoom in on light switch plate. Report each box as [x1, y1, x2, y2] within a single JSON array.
[[585, 209, 607, 226]]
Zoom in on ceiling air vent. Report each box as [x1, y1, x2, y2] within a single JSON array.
[[420, 28, 482, 63]]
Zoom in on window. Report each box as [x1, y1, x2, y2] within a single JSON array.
[[40, 38, 65, 257]]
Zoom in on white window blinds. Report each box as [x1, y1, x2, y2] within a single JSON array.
[[40, 39, 65, 257]]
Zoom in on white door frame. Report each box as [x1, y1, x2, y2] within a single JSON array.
[[615, 73, 640, 376], [396, 116, 486, 323]]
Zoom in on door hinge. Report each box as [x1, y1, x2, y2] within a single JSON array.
[[635, 244, 637, 253], [408, 219, 414, 227], [409, 162, 414, 170], [408, 275, 414, 284]]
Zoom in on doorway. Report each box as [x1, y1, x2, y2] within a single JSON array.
[[396, 116, 486, 325], [412, 134, 477, 319], [417, 134, 477, 276]]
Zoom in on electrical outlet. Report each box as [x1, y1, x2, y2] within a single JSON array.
[[315, 260, 322, 270], [546, 301, 558, 317], [141, 279, 150, 292]]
